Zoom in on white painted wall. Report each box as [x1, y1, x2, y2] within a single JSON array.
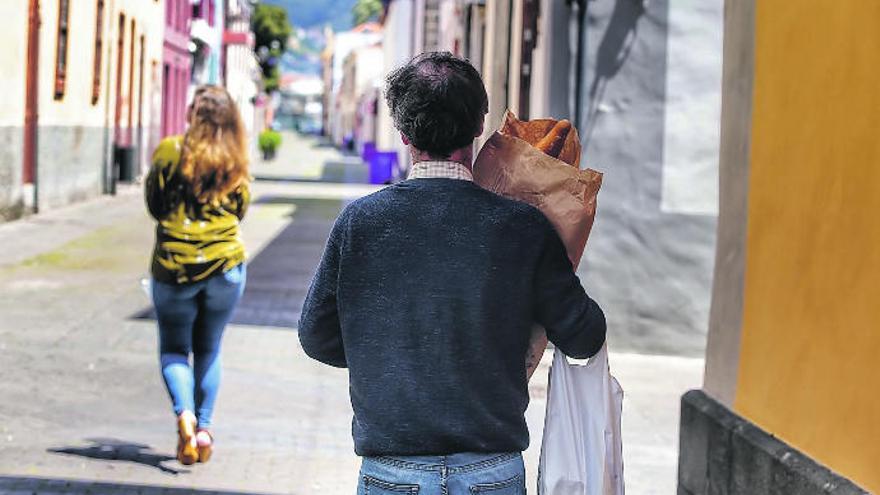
[[331, 29, 383, 95], [565, 0, 722, 356], [528, 0, 552, 120], [190, 0, 224, 90], [377, 0, 419, 174], [224, 1, 259, 159], [661, 0, 723, 215], [438, 0, 465, 54], [36, 0, 164, 129], [0, 2, 27, 127], [37, 0, 106, 126]]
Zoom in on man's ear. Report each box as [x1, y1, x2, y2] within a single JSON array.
[[475, 116, 485, 137], [400, 132, 410, 146]]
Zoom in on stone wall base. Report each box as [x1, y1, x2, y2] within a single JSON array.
[[678, 390, 867, 495]]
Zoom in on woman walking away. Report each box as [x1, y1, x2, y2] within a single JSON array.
[[145, 85, 250, 465]]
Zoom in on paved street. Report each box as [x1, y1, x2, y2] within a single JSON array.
[[0, 132, 702, 494]]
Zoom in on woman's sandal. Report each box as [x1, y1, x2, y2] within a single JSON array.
[[176, 411, 199, 465], [196, 429, 213, 463]]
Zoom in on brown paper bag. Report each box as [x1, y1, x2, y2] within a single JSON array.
[[473, 110, 602, 377], [474, 111, 602, 267]]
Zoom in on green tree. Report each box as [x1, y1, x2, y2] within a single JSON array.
[[352, 0, 382, 26], [251, 4, 293, 92]]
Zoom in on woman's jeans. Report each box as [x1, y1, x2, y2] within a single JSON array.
[[358, 452, 526, 495], [151, 264, 246, 428]]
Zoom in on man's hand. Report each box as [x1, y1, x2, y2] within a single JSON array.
[[526, 324, 549, 380]]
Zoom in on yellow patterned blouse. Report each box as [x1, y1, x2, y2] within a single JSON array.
[[145, 136, 250, 284]]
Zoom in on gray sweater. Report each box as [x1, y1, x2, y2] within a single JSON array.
[[298, 178, 606, 456]]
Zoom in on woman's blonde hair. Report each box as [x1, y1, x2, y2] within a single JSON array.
[[180, 85, 249, 204]]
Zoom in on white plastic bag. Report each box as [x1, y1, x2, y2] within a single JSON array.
[[538, 344, 625, 495], [140, 276, 153, 302]]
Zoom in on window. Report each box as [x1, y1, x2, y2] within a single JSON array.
[[91, 0, 105, 105], [193, 0, 215, 25], [53, 0, 71, 100]]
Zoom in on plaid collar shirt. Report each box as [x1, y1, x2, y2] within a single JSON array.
[[407, 161, 474, 182]]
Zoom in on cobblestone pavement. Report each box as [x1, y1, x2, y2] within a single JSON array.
[[0, 133, 702, 494]]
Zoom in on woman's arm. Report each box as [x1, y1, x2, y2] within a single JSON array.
[[231, 181, 251, 220], [144, 163, 165, 220], [145, 137, 182, 220]]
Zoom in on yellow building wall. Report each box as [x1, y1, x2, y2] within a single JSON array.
[[735, 1, 880, 492]]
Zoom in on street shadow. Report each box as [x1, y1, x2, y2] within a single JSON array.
[[583, 0, 647, 144], [308, 135, 361, 157], [47, 438, 187, 475], [0, 475, 281, 494], [131, 198, 345, 330], [306, 135, 334, 148], [253, 156, 371, 184]]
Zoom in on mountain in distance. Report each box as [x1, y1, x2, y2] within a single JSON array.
[[260, 0, 358, 31]]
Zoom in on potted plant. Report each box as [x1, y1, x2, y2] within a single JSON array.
[[258, 129, 282, 160]]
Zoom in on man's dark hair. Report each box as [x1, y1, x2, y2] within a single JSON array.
[[385, 52, 489, 158]]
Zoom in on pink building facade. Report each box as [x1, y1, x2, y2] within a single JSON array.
[[161, 0, 191, 137]]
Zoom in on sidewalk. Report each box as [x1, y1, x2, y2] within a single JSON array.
[[0, 132, 703, 494], [253, 131, 370, 184], [0, 134, 380, 494]]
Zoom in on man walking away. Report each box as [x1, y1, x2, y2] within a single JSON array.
[[298, 52, 606, 495]]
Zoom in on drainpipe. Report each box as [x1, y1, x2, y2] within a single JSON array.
[[102, 0, 117, 194], [25, 0, 41, 214], [410, 0, 418, 56], [572, 0, 587, 131]]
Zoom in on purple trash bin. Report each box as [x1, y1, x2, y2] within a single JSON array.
[[361, 142, 377, 162], [369, 151, 397, 184]]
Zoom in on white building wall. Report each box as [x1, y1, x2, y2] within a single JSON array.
[[528, 0, 552, 120], [438, 0, 465, 54], [329, 27, 382, 148], [0, 1, 29, 218], [36, 0, 163, 209], [223, 0, 259, 160], [660, 0, 723, 215], [353, 46, 384, 149], [377, 0, 413, 148], [190, 0, 225, 91], [377, 0, 421, 175], [0, 2, 28, 127], [574, 0, 722, 356], [0, 2, 28, 126], [331, 29, 383, 96]]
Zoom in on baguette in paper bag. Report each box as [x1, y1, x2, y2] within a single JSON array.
[[474, 110, 601, 267], [474, 110, 602, 376]]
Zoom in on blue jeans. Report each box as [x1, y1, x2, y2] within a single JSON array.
[[357, 452, 526, 495], [151, 264, 246, 428]]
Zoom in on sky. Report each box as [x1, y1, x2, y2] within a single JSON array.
[[261, 0, 361, 76], [260, 0, 358, 31]]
